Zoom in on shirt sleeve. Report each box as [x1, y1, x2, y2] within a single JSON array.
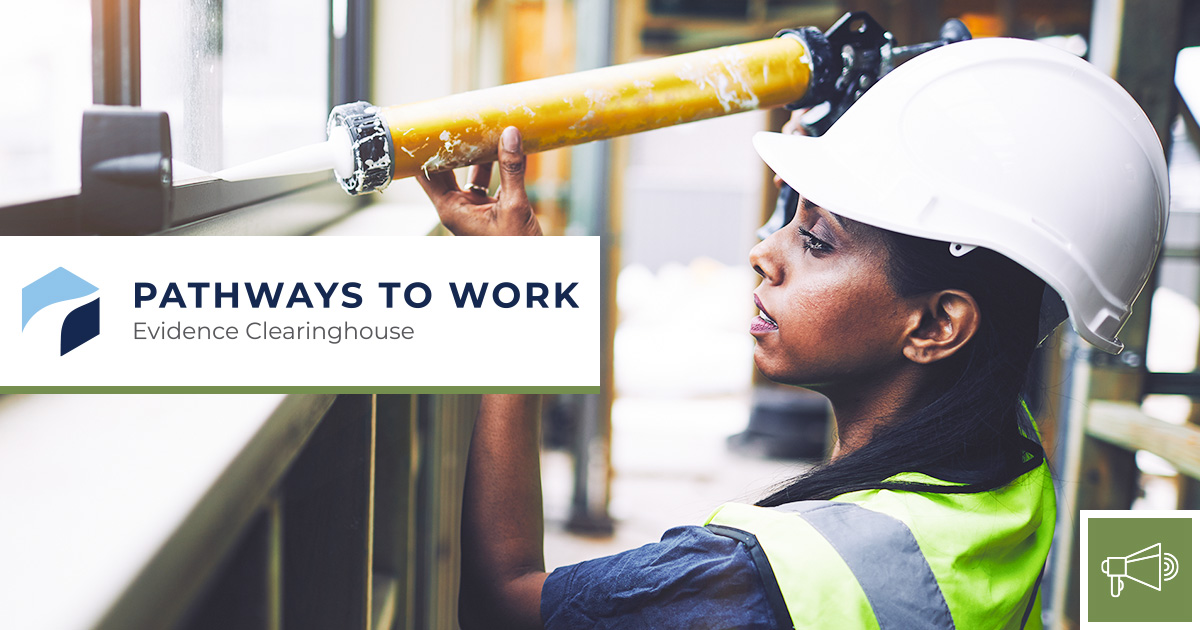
[[540, 525, 782, 630]]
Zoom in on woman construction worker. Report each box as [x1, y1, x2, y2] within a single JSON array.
[[417, 37, 1168, 629]]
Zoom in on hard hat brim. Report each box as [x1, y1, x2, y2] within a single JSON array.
[[753, 129, 982, 247], [754, 131, 853, 223]]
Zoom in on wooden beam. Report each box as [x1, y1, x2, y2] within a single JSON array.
[[1088, 400, 1200, 480]]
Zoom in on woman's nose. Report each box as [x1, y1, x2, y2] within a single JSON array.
[[749, 236, 780, 284]]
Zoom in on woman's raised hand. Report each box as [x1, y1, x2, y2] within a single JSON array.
[[417, 126, 543, 237]]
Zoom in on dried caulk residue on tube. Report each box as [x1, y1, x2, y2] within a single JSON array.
[[382, 36, 812, 180]]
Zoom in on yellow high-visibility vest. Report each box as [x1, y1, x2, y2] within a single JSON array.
[[706, 461, 1055, 630]]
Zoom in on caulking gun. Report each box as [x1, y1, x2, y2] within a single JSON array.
[[217, 12, 970, 201]]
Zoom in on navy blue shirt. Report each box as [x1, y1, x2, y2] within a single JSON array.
[[541, 525, 781, 629]]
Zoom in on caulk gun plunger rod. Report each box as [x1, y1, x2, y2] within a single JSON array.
[[329, 35, 814, 195]]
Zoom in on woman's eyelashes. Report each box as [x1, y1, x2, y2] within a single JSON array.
[[796, 225, 833, 252]]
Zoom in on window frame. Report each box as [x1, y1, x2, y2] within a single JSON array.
[[0, 0, 372, 236]]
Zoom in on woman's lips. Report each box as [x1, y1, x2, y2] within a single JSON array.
[[751, 316, 778, 334], [752, 295, 778, 334]]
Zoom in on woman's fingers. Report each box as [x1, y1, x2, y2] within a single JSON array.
[[496, 127, 529, 206], [417, 168, 460, 201], [467, 162, 493, 195], [417, 168, 476, 234], [415, 126, 540, 236], [781, 108, 810, 136], [496, 127, 542, 236]]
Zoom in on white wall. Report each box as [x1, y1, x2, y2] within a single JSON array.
[[621, 110, 768, 269]]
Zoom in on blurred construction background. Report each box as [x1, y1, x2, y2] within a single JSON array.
[[1, 1, 1199, 629]]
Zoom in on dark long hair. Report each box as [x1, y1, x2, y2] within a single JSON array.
[[757, 230, 1047, 506]]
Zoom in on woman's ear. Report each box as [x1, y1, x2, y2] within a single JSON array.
[[902, 290, 980, 364]]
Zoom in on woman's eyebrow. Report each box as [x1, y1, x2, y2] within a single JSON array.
[[800, 196, 845, 231]]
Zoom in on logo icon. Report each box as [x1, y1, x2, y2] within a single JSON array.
[[22, 267, 100, 355], [1101, 542, 1180, 597], [1087, 515, 1192, 623]]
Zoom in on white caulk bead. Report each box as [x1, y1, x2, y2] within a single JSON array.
[[213, 137, 340, 182]]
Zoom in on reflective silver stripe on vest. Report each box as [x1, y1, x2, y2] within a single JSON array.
[[774, 501, 956, 630]]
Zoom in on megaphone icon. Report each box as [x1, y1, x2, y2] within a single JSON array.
[[1101, 542, 1180, 597]]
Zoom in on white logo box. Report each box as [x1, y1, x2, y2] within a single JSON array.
[[0, 236, 601, 389]]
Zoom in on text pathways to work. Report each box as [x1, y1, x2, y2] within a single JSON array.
[[0, 237, 600, 389]]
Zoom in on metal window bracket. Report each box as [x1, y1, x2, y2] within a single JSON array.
[[80, 106, 173, 235]]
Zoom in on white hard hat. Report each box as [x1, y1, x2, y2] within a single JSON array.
[[755, 37, 1169, 354]]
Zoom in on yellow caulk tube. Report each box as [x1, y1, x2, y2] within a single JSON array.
[[326, 32, 817, 195]]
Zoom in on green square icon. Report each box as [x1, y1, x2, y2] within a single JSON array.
[[1088, 517, 1192, 622]]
